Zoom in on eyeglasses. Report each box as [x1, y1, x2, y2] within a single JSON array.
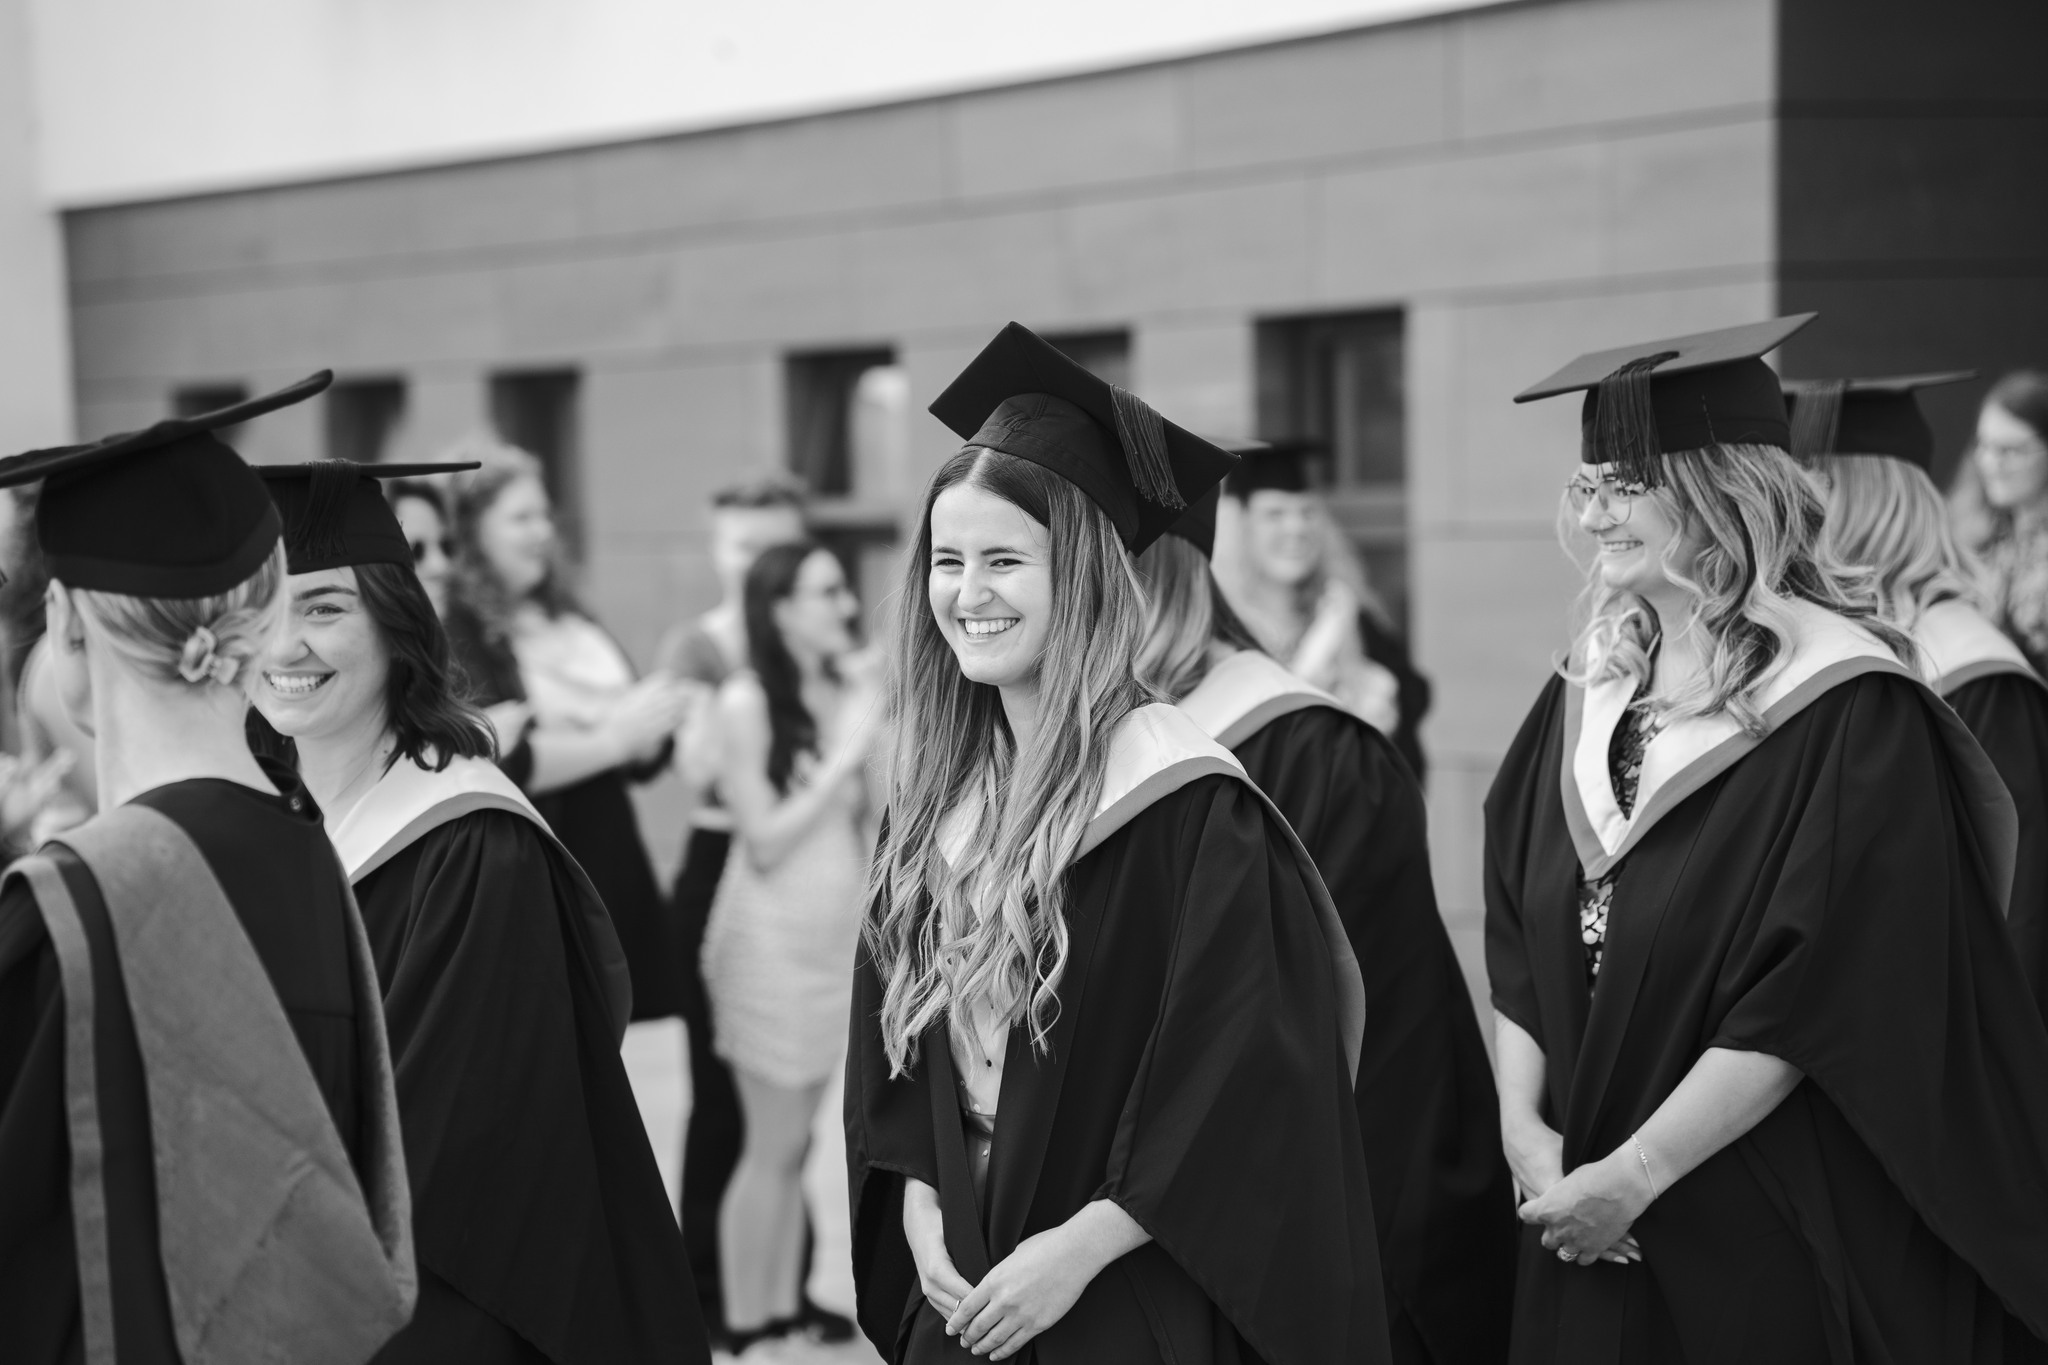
[[410, 537, 455, 564], [1565, 475, 1650, 525], [1972, 439, 2048, 465]]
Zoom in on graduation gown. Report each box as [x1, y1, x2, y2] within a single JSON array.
[[1484, 600, 2048, 1364], [332, 754, 710, 1365], [1916, 598, 2048, 1021], [1178, 651, 1514, 1365], [848, 704, 1386, 1365], [0, 770, 414, 1365]]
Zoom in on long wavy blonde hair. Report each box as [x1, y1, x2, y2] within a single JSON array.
[[866, 448, 1154, 1076], [1819, 454, 1986, 629], [1135, 534, 1264, 702], [1564, 443, 1912, 736]]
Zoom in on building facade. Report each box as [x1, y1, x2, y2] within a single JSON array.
[[60, 0, 2048, 1000]]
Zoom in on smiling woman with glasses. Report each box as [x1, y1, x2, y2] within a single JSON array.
[[1486, 319, 2048, 1362]]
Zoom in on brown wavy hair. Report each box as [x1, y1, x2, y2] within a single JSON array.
[[865, 448, 1153, 1076]]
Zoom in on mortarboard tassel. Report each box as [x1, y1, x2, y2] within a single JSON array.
[[297, 460, 363, 567], [1589, 352, 1679, 487], [1111, 386, 1185, 511], [1788, 380, 1846, 461]]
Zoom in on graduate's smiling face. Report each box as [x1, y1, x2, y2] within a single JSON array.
[[252, 568, 391, 744], [928, 483, 1054, 694], [1575, 465, 1700, 602], [476, 475, 555, 601]]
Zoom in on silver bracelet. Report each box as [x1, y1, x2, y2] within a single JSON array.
[[1630, 1133, 1660, 1200]]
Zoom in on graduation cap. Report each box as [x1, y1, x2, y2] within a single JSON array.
[[1783, 372, 1976, 472], [1515, 315, 1816, 485], [0, 373, 330, 598], [258, 461, 482, 574], [1224, 437, 1327, 499], [929, 323, 1238, 553], [1166, 437, 1282, 557]]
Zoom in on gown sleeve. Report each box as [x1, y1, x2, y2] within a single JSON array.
[[1097, 775, 1386, 1365], [1705, 674, 2048, 1339], [0, 886, 77, 1365], [1944, 672, 2048, 1020], [1233, 707, 1514, 1361], [1482, 676, 1569, 1048], [360, 811, 707, 1365]]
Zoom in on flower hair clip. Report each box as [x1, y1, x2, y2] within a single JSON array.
[[177, 625, 242, 687]]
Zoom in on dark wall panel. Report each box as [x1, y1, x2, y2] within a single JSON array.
[[1776, 0, 2048, 481]]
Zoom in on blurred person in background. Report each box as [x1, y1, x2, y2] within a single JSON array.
[[1137, 491, 1515, 1365], [250, 459, 710, 1365], [387, 478, 457, 617], [1211, 441, 1434, 781], [699, 539, 877, 1356], [650, 477, 836, 1342], [0, 486, 93, 851], [1793, 372, 2048, 1022], [443, 443, 696, 1021], [1954, 370, 2048, 675]]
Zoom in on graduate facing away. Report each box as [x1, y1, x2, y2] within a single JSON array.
[[246, 460, 711, 1365], [1789, 371, 2048, 1022], [1135, 486, 1516, 1365], [846, 323, 1388, 1365], [1486, 317, 2048, 1362], [0, 378, 417, 1365]]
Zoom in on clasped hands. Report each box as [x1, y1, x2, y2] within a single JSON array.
[[1505, 1117, 1651, 1267], [902, 1181, 1146, 1360]]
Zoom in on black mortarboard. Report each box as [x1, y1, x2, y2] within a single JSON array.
[[258, 461, 482, 574], [1165, 486, 1222, 558], [1515, 315, 1816, 484], [1223, 437, 1326, 499], [1783, 372, 1975, 472], [929, 323, 1238, 553], [0, 373, 330, 598]]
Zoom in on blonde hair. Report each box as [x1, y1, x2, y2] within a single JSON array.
[[1135, 534, 1262, 702], [866, 448, 1153, 1076], [71, 545, 287, 690], [1564, 443, 1912, 736], [1820, 454, 1985, 628]]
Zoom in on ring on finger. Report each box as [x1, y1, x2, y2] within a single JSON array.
[[1557, 1247, 1577, 1262]]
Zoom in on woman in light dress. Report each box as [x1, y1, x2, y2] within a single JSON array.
[[701, 538, 880, 1355]]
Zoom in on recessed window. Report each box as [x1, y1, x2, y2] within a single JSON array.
[[785, 348, 900, 498], [1045, 330, 1132, 389], [490, 369, 583, 560], [325, 377, 407, 466], [1255, 309, 1410, 627]]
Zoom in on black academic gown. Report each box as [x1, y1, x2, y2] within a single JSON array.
[[442, 600, 680, 1020], [1230, 705, 1514, 1364], [0, 769, 367, 1365], [849, 770, 1387, 1365], [354, 806, 709, 1365], [1485, 670, 2048, 1364], [1946, 672, 2048, 1022]]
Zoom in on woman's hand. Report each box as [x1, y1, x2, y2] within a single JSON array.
[[604, 677, 693, 766], [1517, 1149, 1652, 1266], [946, 1200, 1149, 1359], [902, 1179, 972, 1321], [1501, 1113, 1565, 1204]]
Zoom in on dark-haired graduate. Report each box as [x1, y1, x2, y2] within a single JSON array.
[[846, 323, 1386, 1365], [1136, 479, 1515, 1365], [247, 461, 710, 1365], [0, 380, 416, 1365], [1485, 316, 2048, 1363], [1790, 372, 2048, 1021]]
